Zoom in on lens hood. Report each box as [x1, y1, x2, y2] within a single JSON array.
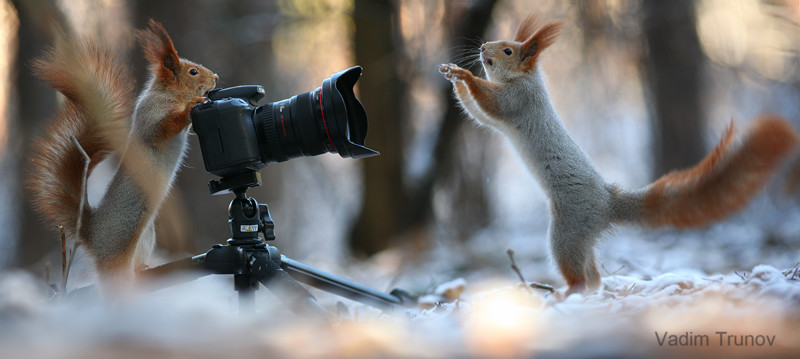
[[320, 66, 380, 158]]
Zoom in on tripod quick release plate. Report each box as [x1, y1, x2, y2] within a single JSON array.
[[209, 171, 262, 195]]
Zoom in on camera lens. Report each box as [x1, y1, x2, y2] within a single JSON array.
[[256, 66, 379, 164], [191, 67, 378, 179], [256, 92, 324, 162]]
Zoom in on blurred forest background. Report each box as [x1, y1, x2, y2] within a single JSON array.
[[1, 0, 799, 288]]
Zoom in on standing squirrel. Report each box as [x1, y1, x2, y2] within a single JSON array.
[[438, 15, 800, 296], [30, 20, 217, 293]]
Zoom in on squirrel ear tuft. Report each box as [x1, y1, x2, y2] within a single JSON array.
[[514, 14, 539, 42], [136, 19, 180, 82], [520, 21, 563, 71]]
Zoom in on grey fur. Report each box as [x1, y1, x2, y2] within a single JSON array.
[[439, 40, 642, 293], [482, 70, 615, 287]]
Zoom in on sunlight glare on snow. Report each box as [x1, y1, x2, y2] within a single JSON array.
[[463, 283, 543, 357]]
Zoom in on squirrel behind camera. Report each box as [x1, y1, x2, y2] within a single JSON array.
[[30, 20, 217, 293], [438, 15, 800, 296]]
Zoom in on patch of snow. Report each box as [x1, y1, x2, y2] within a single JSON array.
[[1, 262, 798, 358]]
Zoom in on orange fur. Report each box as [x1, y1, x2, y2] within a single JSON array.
[[462, 76, 503, 118], [643, 115, 800, 228], [514, 14, 539, 42], [520, 21, 562, 72], [154, 97, 205, 144], [30, 40, 134, 238], [30, 103, 97, 237], [136, 20, 181, 84]]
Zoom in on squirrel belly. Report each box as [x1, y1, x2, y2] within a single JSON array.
[[87, 128, 189, 276], [85, 172, 149, 275]]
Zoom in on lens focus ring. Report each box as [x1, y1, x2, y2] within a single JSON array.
[[258, 106, 287, 162]]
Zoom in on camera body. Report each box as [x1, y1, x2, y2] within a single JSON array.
[[191, 86, 268, 177], [191, 66, 378, 178]]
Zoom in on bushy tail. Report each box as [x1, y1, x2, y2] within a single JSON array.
[[29, 39, 134, 238], [613, 115, 799, 228]]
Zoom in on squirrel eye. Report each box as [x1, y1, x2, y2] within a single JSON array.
[[189, 68, 199, 76], [503, 48, 513, 56]]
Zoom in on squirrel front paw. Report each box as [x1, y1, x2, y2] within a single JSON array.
[[184, 96, 208, 113], [191, 96, 208, 106], [438, 63, 470, 82]]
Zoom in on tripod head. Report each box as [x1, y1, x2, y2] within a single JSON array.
[[207, 171, 275, 245]]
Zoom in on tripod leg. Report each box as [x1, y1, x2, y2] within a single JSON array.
[[137, 255, 212, 292], [234, 274, 258, 314], [249, 252, 329, 320], [280, 256, 404, 309]]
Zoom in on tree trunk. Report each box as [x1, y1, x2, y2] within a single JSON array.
[[350, 0, 407, 256], [423, 0, 498, 239], [349, 0, 499, 254], [12, 0, 69, 267], [642, 0, 705, 179]]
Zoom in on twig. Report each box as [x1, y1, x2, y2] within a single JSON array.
[[603, 264, 626, 277], [59, 225, 66, 291], [506, 249, 528, 286], [62, 136, 90, 292], [782, 262, 799, 277], [506, 249, 555, 293], [44, 262, 58, 298], [735, 271, 748, 281], [626, 282, 637, 295], [529, 281, 555, 293], [71, 136, 90, 238]]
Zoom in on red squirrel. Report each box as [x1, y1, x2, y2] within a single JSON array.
[[30, 20, 217, 293], [438, 15, 800, 296]]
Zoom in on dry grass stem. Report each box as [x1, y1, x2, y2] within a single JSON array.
[[506, 249, 554, 293], [506, 249, 529, 288], [782, 262, 799, 277], [60, 135, 90, 292], [59, 225, 66, 291]]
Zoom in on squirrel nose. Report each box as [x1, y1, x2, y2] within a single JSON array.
[[480, 44, 486, 52]]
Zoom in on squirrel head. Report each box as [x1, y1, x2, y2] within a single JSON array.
[[136, 19, 217, 98], [480, 14, 562, 82]]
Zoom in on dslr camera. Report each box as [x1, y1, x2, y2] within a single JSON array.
[[191, 66, 378, 179]]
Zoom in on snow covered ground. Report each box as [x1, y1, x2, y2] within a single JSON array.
[[0, 265, 797, 358], [1, 229, 798, 358]]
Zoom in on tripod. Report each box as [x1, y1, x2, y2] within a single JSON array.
[[140, 171, 410, 317]]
